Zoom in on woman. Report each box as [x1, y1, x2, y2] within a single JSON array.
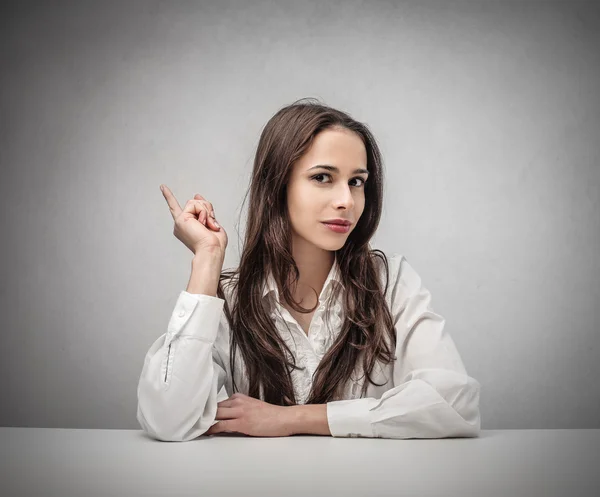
[[137, 98, 481, 441]]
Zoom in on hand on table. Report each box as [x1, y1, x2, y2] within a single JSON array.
[[205, 393, 294, 437]]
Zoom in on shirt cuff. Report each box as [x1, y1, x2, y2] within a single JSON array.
[[326, 398, 379, 438], [166, 291, 225, 343]]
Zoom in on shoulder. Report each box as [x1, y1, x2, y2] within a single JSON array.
[[372, 250, 427, 312], [376, 250, 421, 289]]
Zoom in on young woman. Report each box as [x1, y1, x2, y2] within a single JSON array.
[[137, 98, 481, 441]]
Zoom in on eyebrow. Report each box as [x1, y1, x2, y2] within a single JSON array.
[[307, 164, 369, 175]]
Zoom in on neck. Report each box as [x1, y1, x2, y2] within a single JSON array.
[[289, 238, 335, 305]]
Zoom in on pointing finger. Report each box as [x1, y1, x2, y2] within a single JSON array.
[[160, 184, 183, 220]]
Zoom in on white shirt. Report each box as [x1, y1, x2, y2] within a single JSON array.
[[136, 252, 481, 441]]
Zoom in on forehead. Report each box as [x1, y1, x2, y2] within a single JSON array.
[[295, 128, 367, 171]]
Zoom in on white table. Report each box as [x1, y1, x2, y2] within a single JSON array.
[[1, 428, 598, 497]]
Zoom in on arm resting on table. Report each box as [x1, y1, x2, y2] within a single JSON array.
[[136, 292, 227, 442]]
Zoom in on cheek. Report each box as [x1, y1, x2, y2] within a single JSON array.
[[287, 188, 314, 223], [289, 199, 323, 231], [356, 194, 366, 214]]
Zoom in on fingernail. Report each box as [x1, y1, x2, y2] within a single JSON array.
[[214, 220, 220, 228]]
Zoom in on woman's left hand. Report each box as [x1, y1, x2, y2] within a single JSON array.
[[205, 393, 295, 437]]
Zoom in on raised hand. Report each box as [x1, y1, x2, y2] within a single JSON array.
[[160, 184, 228, 257]]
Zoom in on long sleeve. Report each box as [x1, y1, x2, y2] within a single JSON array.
[[326, 255, 481, 439], [136, 291, 229, 442]]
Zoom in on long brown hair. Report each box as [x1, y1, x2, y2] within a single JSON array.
[[216, 97, 396, 405]]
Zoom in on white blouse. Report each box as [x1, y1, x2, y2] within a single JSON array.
[[136, 253, 481, 441]]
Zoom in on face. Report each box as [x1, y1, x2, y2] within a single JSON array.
[[286, 127, 368, 252]]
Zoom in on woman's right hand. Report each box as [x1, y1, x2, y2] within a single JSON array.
[[160, 184, 228, 257]]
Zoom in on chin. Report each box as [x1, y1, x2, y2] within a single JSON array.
[[310, 238, 347, 251], [293, 226, 349, 251]]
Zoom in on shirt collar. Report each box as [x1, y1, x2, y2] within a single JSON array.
[[262, 254, 344, 305]]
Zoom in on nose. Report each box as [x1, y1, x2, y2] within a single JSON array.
[[333, 185, 355, 210]]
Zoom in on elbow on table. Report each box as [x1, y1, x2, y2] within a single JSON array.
[[417, 400, 481, 440], [449, 377, 482, 438], [136, 403, 210, 442], [454, 408, 481, 438], [414, 370, 482, 439], [414, 373, 481, 439]]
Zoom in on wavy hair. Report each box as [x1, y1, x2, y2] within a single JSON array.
[[216, 97, 396, 405]]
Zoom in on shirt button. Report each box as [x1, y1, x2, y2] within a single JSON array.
[[178, 309, 186, 317]]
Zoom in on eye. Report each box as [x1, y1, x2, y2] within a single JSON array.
[[350, 177, 366, 187], [311, 173, 331, 184], [311, 173, 366, 188]]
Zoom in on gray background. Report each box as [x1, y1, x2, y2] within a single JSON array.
[[1, 0, 598, 430]]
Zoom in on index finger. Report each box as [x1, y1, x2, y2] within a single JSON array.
[[160, 184, 183, 220]]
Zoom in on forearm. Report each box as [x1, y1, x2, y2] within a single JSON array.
[[187, 251, 224, 296], [286, 404, 331, 436]]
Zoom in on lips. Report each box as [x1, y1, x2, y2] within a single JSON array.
[[322, 222, 351, 233], [322, 220, 352, 226]]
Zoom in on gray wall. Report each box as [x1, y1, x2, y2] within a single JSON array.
[[1, 0, 599, 430]]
